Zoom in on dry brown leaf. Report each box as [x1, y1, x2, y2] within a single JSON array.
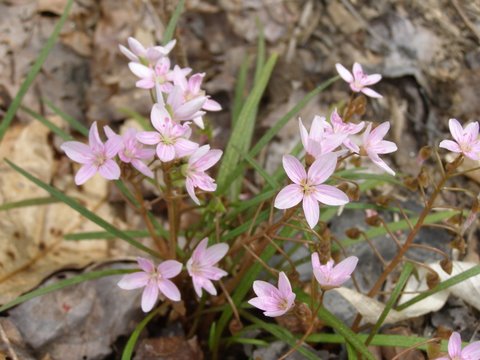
[[0, 121, 125, 304]]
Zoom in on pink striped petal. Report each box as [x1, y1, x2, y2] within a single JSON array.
[[274, 184, 303, 209], [303, 194, 319, 229], [141, 281, 159, 312], [203, 98, 222, 111], [364, 73, 382, 85], [157, 143, 175, 162], [331, 256, 358, 281], [61, 141, 94, 164], [335, 63, 353, 83], [448, 332, 462, 358], [361, 87, 382, 98], [151, 104, 171, 131], [448, 118, 464, 143], [136, 131, 160, 145], [308, 153, 337, 185], [117, 272, 150, 290], [462, 341, 480, 358], [129, 62, 152, 78], [203, 243, 229, 265], [88, 122, 103, 150], [158, 279, 181, 301], [127, 37, 146, 57], [186, 178, 200, 205], [98, 160, 121, 180], [253, 280, 280, 298], [75, 164, 97, 185], [136, 79, 155, 89], [282, 155, 306, 184], [278, 272, 293, 298], [195, 149, 222, 171], [174, 138, 199, 158], [131, 159, 154, 178], [352, 63, 363, 80], [313, 184, 349, 206], [119, 44, 138, 62], [188, 73, 204, 94], [157, 260, 182, 279], [137, 257, 155, 273]]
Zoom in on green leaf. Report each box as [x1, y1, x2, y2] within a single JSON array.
[[0, 196, 59, 211], [306, 333, 448, 352], [234, 146, 278, 188], [216, 53, 278, 196], [396, 264, 480, 311], [162, 0, 185, 45], [316, 306, 375, 360], [122, 307, 160, 360], [0, 269, 133, 313], [208, 321, 217, 352], [43, 98, 88, 136], [6, 160, 160, 258], [65, 229, 153, 241], [232, 56, 251, 126], [0, 0, 74, 143], [239, 310, 320, 360], [365, 262, 414, 345], [20, 105, 73, 140]]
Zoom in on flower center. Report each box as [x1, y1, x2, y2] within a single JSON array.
[[94, 153, 107, 167], [300, 179, 315, 195], [160, 135, 175, 145]]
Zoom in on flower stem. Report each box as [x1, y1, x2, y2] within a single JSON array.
[[163, 163, 178, 259]]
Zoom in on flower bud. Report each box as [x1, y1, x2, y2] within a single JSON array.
[[426, 271, 440, 289], [365, 214, 382, 227], [417, 167, 430, 188], [417, 145, 432, 165], [440, 258, 453, 275], [346, 227, 361, 239], [404, 176, 418, 191], [229, 319, 243, 335]]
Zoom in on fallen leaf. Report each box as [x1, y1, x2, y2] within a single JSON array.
[[0, 121, 125, 304]]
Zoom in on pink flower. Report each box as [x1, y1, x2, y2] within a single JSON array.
[[172, 66, 222, 128], [156, 84, 207, 123], [436, 332, 480, 360], [186, 238, 229, 297], [274, 154, 349, 229], [117, 257, 182, 312], [128, 57, 175, 91], [439, 118, 480, 160], [184, 145, 222, 205], [299, 116, 346, 158], [119, 37, 176, 65], [324, 109, 365, 153], [311, 253, 358, 289], [336, 62, 382, 98], [136, 104, 198, 162], [361, 122, 398, 176], [104, 127, 155, 178], [248, 272, 296, 317], [61, 122, 122, 185]]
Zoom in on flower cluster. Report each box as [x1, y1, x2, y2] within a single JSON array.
[[436, 332, 480, 360], [61, 37, 222, 205], [248, 255, 358, 317], [118, 238, 229, 312], [275, 107, 397, 229]]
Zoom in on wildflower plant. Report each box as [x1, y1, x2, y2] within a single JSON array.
[[3, 2, 480, 359]]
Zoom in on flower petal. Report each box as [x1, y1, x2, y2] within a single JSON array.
[[368, 151, 395, 176], [136, 131, 160, 145], [61, 141, 93, 164], [448, 332, 462, 358], [313, 184, 349, 206], [174, 138, 199, 158], [331, 256, 358, 283], [361, 87, 382, 98], [141, 281, 159, 312], [98, 160, 121, 180], [137, 257, 155, 273], [308, 153, 337, 185], [303, 194, 319, 229], [203, 98, 222, 111], [158, 279, 181, 301], [157, 260, 182, 279], [364, 74, 382, 86], [75, 164, 97, 185], [88, 122, 103, 150], [117, 272, 150, 290], [186, 178, 200, 205], [335, 63, 353, 83], [448, 118, 464, 143], [131, 159, 154, 178], [274, 184, 303, 209], [195, 149, 222, 172], [128, 62, 152, 79], [157, 143, 175, 162], [203, 243, 229, 265], [151, 104, 171, 132], [277, 272, 293, 298], [461, 341, 480, 359], [252, 280, 280, 298], [282, 155, 306, 184]]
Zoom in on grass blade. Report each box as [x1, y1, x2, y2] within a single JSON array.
[[6, 159, 159, 258], [216, 54, 278, 195], [20, 105, 73, 140], [0, 196, 59, 211], [43, 98, 88, 136], [232, 56, 250, 126], [396, 264, 480, 311], [122, 307, 161, 360], [162, 0, 185, 45], [365, 262, 414, 345], [65, 229, 156, 241], [0, 269, 132, 312], [0, 0, 74, 142]]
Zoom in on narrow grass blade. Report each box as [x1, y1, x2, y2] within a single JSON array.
[[239, 310, 319, 360], [234, 145, 278, 188], [0, 196, 59, 211], [162, 0, 185, 45], [216, 54, 278, 195], [306, 333, 448, 352], [366, 262, 414, 345], [0, 0, 74, 142], [43, 98, 88, 136], [396, 264, 480, 311], [122, 307, 161, 360], [232, 56, 250, 126], [64, 229, 153, 240], [317, 306, 375, 360], [0, 269, 132, 312], [6, 160, 159, 257], [20, 105, 73, 140]]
